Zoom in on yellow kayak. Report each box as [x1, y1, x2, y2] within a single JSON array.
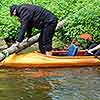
[[0, 50, 100, 68]]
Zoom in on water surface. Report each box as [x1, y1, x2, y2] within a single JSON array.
[[0, 67, 100, 100]]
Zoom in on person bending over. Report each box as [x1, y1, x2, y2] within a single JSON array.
[[10, 4, 58, 56]]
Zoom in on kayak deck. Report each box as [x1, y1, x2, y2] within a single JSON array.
[[1, 51, 100, 68]]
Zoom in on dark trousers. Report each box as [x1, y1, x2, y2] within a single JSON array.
[[38, 21, 57, 54], [84, 43, 100, 56]]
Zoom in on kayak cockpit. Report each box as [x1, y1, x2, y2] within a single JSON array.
[[52, 50, 85, 56]]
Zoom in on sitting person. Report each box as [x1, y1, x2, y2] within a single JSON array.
[[67, 43, 79, 56], [61, 38, 80, 56], [67, 38, 80, 56]]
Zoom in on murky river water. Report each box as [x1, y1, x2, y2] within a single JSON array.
[[0, 47, 100, 100], [0, 67, 100, 100]]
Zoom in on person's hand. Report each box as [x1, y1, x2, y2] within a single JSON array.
[[23, 38, 29, 43], [86, 49, 93, 55], [12, 41, 20, 47], [26, 37, 29, 42]]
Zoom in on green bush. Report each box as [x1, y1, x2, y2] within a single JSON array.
[[0, 0, 100, 48]]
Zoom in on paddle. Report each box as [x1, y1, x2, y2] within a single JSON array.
[[86, 49, 100, 60]]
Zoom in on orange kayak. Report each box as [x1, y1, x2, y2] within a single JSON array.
[[0, 50, 100, 68]]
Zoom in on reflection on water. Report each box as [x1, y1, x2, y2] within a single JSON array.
[[0, 67, 100, 100]]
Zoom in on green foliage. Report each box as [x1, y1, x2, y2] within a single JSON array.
[[0, 0, 31, 41], [0, 0, 100, 48]]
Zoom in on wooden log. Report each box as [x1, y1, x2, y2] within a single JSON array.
[[0, 34, 39, 61], [0, 19, 67, 61]]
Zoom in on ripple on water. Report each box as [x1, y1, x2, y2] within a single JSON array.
[[0, 67, 100, 100]]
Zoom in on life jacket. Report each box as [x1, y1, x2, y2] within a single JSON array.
[[67, 43, 78, 56]]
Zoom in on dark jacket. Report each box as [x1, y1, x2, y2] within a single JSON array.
[[10, 4, 58, 42]]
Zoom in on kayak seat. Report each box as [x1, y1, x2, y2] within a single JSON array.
[[67, 44, 78, 56]]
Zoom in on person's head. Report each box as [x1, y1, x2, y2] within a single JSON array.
[[10, 5, 18, 16], [72, 38, 80, 47]]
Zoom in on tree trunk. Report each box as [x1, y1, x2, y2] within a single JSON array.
[[0, 19, 67, 62]]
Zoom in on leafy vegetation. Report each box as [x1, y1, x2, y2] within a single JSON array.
[[0, 0, 100, 48]]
